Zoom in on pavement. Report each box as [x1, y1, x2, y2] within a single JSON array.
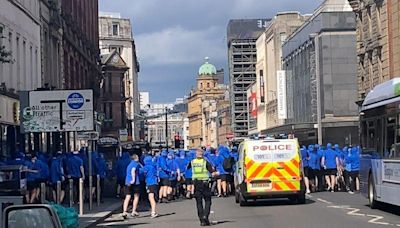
[[78, 198, 122, 228], [90, 192, 400, 228]]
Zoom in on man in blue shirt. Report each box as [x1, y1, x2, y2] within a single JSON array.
[[166, 152, 180, 200], [215, 146, 230, 197], [157, 150, 170, 203], [141, 156, 159, 218], [50, 151, 65, 203], [300, 146, 311, 194], [177, 150, 188, 198], [322, 143, 339, 192], [348, 147, 360, 193], [96, 153, 107, 202], [115, 152, 130, 197], [184, 150, 195, 198], [67, 151, 85, 203], [25, 154, 40, 204], [35, 155, 49, 203], [122, 154, 141, 219]]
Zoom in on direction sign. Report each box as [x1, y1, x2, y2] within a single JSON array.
[[20, 90, 94, 133]]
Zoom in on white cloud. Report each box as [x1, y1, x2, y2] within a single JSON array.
[[135, 25, 226, 66]]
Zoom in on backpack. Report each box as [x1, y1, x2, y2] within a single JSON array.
[[223, 157, 234, 172]]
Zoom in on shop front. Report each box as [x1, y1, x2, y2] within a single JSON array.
[[0, 94, 19, 158]]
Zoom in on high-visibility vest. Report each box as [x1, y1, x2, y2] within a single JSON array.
[[191, 158, 209, 181]]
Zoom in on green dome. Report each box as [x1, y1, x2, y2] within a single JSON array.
[[198, 57, 217, 76]]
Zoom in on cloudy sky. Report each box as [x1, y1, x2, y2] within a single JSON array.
[[99, 0, 323, 103]]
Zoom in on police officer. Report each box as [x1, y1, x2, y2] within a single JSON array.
[[187, 148, 218, 226]]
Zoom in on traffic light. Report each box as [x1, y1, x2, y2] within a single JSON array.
[[174, 135, 180, 149]]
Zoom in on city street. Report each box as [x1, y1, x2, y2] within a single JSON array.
[[94, 192, 400, 228]]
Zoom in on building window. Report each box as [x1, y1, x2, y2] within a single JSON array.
[[368, 52, 373, 87], [377, 48, 383, 82], [112, 23, 119, 36], [367, 6, 373, 38], [358, 11, 363, 42], [207, 82, 210, 88], [121, 104, 125, 127], [109, 103, 113, 120], [376, 5, 382, 35]]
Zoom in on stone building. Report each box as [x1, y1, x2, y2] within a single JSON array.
[[281, 0, 359, 145], [99, 12, 140, 140], [255, 12, 309, 135], [217, 96, 231, 147], [39, 0, 63, 90], [348, 0, 400, 99], [99, 51, 129, 144], [61, 0, 100, 92], [0, 0, 41, 157], [188, 58, 227, 148]]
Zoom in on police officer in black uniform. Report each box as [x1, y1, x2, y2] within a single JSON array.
[[187, 148, 218, 226]]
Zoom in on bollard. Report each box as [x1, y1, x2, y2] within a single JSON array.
[[40, 182, 46, 204], [96, 175, 100, 206], [69, 179, 74, 208], [56, 181, 61, 204], [89, 175, 93, 211], [79, 178, 84, 216]]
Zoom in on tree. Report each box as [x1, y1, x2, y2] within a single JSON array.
[[0, 45, 12, 63]]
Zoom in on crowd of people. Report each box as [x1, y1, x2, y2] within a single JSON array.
[[301, 143, 360, 195], [0, 148, 107, 205], [115, 145, 238, 219], [0, 141, 361, 224]]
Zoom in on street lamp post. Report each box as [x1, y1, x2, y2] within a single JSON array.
[[165, 107, 168, 151]]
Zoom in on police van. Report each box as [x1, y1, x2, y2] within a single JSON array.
[[234, 138, 306, 206]]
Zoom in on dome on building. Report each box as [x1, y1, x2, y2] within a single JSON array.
[[198, 57, 217, 76]]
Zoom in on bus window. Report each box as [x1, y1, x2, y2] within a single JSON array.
[[361, 121, 369, 152], [367, 120, 375, 149], [384, 116, 396, 158]]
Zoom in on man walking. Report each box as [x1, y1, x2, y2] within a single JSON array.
[[187, 148, 218, 226], [122, 154, 141, 218]]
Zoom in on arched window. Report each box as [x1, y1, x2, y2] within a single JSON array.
[[207, 82, 210, 88], [200, 83, 203, 89]]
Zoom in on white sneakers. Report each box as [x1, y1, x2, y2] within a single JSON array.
[[151, 212, 159, 218]]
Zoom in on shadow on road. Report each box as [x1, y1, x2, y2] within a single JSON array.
[[211, 220, 234, 226], [138, 212, 176, 219], [241, 198, 315, 207], [364, 203, 400, 216], [94, 222, 150, 227]]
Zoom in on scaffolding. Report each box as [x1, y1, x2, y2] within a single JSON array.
[[228, 39, 258, 137]]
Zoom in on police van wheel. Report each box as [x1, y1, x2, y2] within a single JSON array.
[[239, 193, 248, 207], [368, 174, 378, 209], [297, 193, 306, 204]]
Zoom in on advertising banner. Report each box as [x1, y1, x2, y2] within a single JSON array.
[[277, 70, 287, 120]]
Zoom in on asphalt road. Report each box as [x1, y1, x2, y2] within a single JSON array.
[[93, 192, 400, 228]]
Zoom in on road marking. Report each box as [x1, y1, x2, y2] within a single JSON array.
[[366, 215, 390, 225], [317, 198, 332, 204], [328, 205, 348, 209], [346, 208, 365, 217], [396, 224, 400, 227]]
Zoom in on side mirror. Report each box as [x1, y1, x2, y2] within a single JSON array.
[[3, 204, 62, 228]]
